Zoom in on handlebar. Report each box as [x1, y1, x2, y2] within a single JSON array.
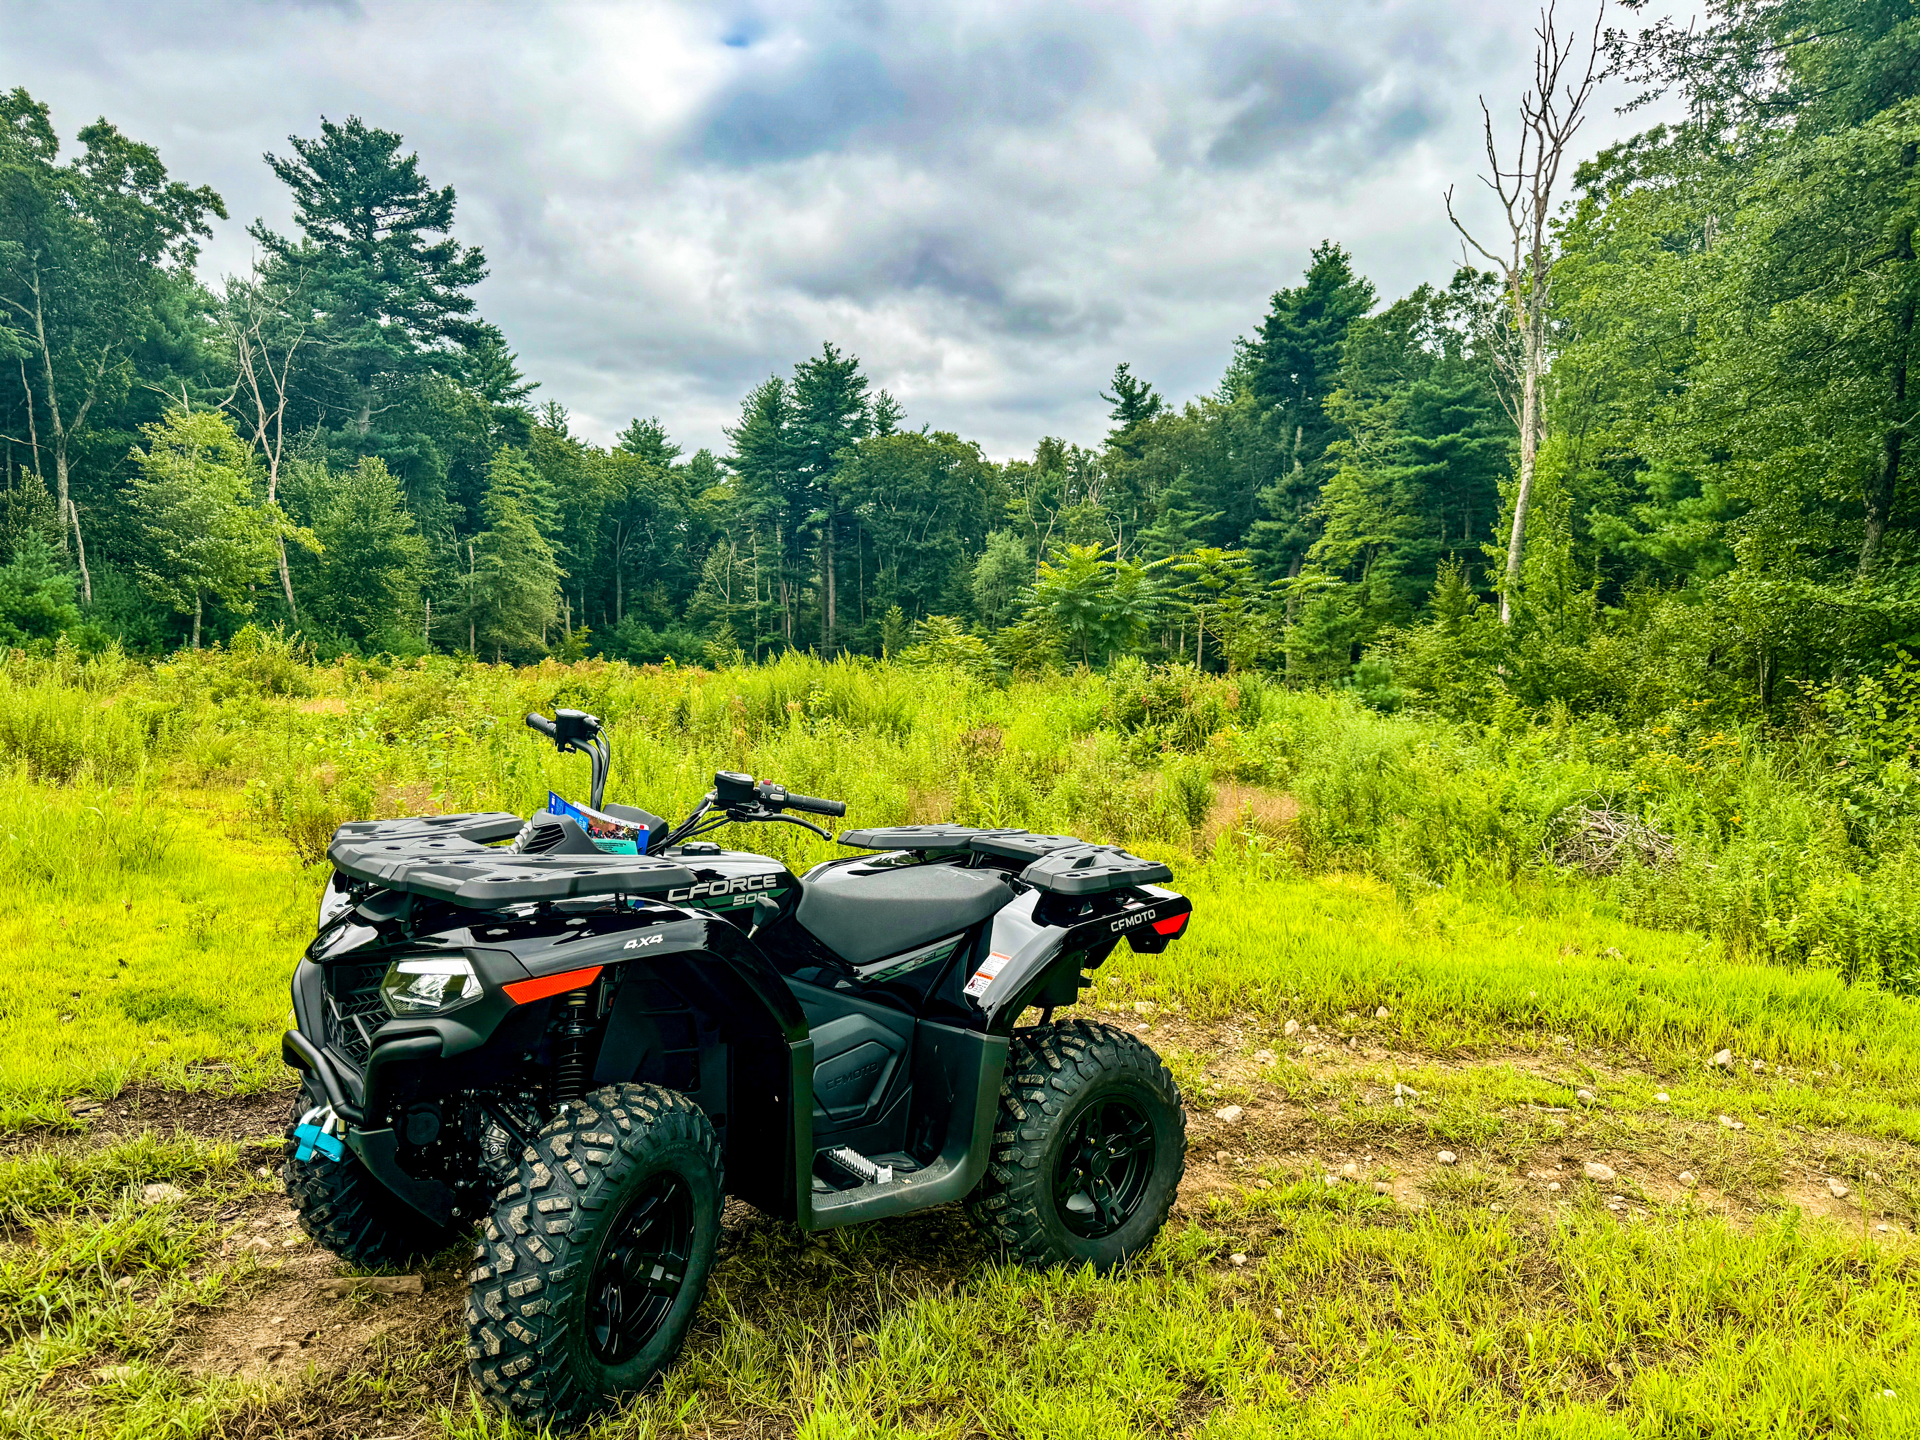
[[782, 792, 846, 818], [658, 771, 848, 849], [526, 709, 609, 810]]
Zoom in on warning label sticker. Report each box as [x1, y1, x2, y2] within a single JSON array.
[[963, 951, 1013, 1000]]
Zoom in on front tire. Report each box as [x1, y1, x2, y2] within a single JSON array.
[[968, 1019, 1185, 1272], [467, 1083, 723, 1427], [283, 1087, 463, 1269]]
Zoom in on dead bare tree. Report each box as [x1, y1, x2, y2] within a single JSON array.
[[6, 266, 106, 606], [222, 263, 311, 619], [1446, 1, 1605, 624]]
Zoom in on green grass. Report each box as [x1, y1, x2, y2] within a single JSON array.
[[0, 1131, 249, 1216], [1114, 850, 1918, 1092], [611, 1204, 1915, 1440], [0, 779, 318, 1126], [5, 1170, 1912, 1439], [0, 1133, 261, 1440], [0, 644, 1912, 1437]]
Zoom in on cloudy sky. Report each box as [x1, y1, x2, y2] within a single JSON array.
[[1, 0, 1682, 458]]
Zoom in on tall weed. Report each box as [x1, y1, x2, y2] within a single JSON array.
[[0, 770, 175, 892], [2, 645, 1911, 992]]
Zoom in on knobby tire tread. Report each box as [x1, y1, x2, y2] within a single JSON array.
[[466, 1082, 722, 1426], [282, 1097, 461, 1269], [967, 1018, 1184, 1270]]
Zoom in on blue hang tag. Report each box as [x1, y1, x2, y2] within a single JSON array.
[[546, 790, 649, 854]]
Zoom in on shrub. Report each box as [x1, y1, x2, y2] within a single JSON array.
[[1, 644, 1910, 995]]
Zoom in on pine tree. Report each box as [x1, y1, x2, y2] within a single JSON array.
[[467, 327, 537, 406], [251, 115, 488, 437], [307, 456, 427, 648], [1246, 242, 1377, 581], [462, 448, 558, 660], [0, 529, 80, 648], [970, 530, 1031, 630], [615, 416, 682, 466], [790, 343, 872, 654], [1101, 363, 1164, 457]]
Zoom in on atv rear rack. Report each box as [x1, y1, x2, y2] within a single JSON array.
[[835, 826, 1173, 896], [327, 814, 696, 909]]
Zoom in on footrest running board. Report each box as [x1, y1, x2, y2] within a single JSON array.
[[820, 1146, 894, 1186]]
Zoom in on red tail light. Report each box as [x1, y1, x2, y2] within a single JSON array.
[[1151, 913, 1188, 937], [504, 965, 603, 1005]]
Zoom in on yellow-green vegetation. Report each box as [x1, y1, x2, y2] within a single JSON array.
[[0, 639, 1914, 1438]]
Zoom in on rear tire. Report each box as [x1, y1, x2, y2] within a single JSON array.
[[282, 1087, 463, 1269], [968, 1019, 1185, 1272], [467, 1083, 723, 1427]]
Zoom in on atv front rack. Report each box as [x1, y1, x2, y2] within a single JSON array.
[[836, 826, 1173, 896], [328, 813, 696, 909]]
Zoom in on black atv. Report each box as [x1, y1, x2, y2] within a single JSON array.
[[281, 707, 1193, 1425]]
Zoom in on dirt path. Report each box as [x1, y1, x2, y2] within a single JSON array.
[[26, 1013, 1916, 1437], [1136, 1008, 1914, 1238]]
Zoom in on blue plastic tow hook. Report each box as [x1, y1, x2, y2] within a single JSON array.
[[293, 1104, 346, 1162]]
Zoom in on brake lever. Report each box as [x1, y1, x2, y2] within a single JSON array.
[[726, 806, 833, 842], [773, 814, 834, 841]]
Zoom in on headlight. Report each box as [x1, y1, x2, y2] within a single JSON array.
[[315, 922, 378, 960], [381, 957, 483, 1016], [318, 872, 354, 933]]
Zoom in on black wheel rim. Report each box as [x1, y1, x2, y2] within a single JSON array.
[[1053, 1096, 1157, 1238], [587, 1172, 694, 1365]]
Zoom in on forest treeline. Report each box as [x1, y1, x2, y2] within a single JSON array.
[[0, 0, 1914, 730]]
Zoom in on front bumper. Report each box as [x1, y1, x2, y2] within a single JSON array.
[[281, 1027, 443, 1126], [282, 1027, 457, 1224]]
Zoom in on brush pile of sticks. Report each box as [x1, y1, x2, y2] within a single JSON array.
[[1550, 805, 1677, 875]]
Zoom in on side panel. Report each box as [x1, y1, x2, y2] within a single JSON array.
[[968, 891, 1092, 1031], [969, 889, 1188, 1033], [786, 978, 917, 1158], [801, 1021, 1009, 1231], [660, 852, 802, 923], [579, 919, 808, 1220]]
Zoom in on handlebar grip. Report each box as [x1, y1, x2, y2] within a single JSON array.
[[783, 792, 846, 818], [525, 712, 559, 741]]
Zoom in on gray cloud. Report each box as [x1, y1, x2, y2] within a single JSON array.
[[1203, 38, 1367, 167], [0, 0, 1688, 459], [691, 44, 907, 164]]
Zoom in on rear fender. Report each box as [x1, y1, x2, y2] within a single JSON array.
[[968, 887, 1191, 1032], [965, 891, 1078, 1032]]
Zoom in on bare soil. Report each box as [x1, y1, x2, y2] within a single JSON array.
[[1115, 1006, 1915, 1237], [29, 1012, 1912, 1437], [182, 1203, 465, 1384], [84, 1082, 303, 1146]]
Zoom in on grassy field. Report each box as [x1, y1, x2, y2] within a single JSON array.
[[0, 641, 1914, 1437]]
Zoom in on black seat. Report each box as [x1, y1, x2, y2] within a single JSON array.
[[796, 864, 1012, 967]]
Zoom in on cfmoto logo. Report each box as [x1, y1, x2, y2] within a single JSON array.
[[1109, 909, 1158, 933], [827, 1059, 884, 1090], [668, 873, 780, 903]]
